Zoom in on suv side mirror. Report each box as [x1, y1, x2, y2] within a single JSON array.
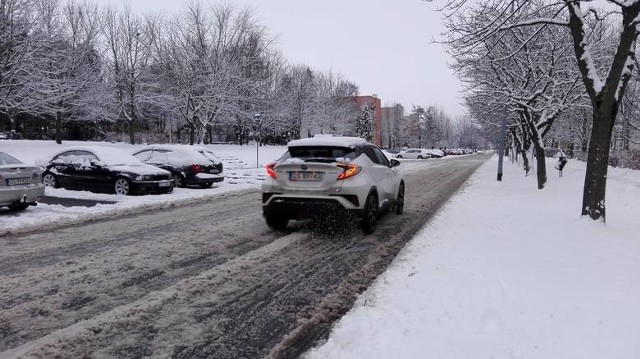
[[390, 159, 401, 167], [90, 159, 105, 168]]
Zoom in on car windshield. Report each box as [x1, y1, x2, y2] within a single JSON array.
[[93, 148, 144, 166], [288, 146, 357, 161], [0, 152, 23, 165]]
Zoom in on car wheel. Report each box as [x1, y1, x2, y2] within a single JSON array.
[[361, 193, 378, 234], [114, 177, 131, 195], [266, 214, 289, 230], [42, 173, 58, 188], [417, 155, 423, 159], [396, 154, 403, 159], [395, 183, 405, 215], [8, 202, 29, 212], [172, 173, 186, 188], [199, 182, 213, 189]]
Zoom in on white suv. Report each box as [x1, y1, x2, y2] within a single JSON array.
[[261, 136, 405, 234]]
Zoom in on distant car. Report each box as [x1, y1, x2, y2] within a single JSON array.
[[0, 132, 8, 140], [424, 149, 444, 158], [0, 152, 45, 211], [396, 148, 433, 159], [132, 145, 224, 188], [444, 148, 463, 155], [42, 146, 173, 195], [261, 136, 405, 234]]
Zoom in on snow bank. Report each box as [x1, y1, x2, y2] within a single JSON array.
[[307, 156, 640, 359]]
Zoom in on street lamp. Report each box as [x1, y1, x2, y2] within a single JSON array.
[[254, 113, 261, 169], [497, 107, 507, 181]]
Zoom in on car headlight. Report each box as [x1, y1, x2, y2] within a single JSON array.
[[135, 175, 152, 181]]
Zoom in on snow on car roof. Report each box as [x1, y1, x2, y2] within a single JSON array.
[[287, 136, 368, 148], [133, 144, 216, 165], [52, 146, 143, 166], [135, 144, 202, 152]]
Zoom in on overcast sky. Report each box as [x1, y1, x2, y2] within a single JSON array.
[[93, 0, 464, 118]]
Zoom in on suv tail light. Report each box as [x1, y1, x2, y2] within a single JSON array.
[[266, 163, 277, 178], [190, 164, 202, 173], [336, 163, 361, 180]]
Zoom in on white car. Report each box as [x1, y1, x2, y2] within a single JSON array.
[[0, 152, 45, 211], [396, 148, 433, 159], [261, 136, 405, 234]]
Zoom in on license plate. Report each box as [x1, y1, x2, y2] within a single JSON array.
[[289, 171, 322, 182], [209, 169, 219, 174], [159, 180, 171, 187], [7, 177, 30, 186]]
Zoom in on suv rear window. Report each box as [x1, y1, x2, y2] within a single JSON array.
[[286, 146, 357, 161]]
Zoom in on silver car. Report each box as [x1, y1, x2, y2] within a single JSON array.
[[0, 152, 45, 211], [261, 136, 405, 234]]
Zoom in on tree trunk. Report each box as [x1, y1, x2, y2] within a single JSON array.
[[8, 109, 17, 132], [520, 150, 530, 175], [581, 107, 616, 221], [55, 110, 63, 144], [534, 145, 547, 189], [189, 121, 195, 145], [129, 119, 135, 144]]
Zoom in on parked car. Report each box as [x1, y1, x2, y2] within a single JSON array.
[[396, 148, 433, 159], [424, 149, 444, 158], [42, 146, 173, 195], [261, 136, 405, 234], [0, 152, 45, 211], [0, 132, 8, 140], [132, 145, 224, 188]]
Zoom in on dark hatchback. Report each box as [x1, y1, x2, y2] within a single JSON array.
[[42, 146, 173, 195]]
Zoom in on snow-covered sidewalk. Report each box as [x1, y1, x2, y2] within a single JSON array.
[[307, 156, 640, 359]]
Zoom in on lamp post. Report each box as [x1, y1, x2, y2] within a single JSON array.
[[497, 108, 507, 181], [254, 113, 261, 169]]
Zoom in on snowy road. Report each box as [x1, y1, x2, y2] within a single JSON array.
[[0, 154, 489, 358]]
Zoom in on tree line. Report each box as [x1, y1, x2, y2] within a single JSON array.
[[0, 0, 370, 145], [0, 0, 488, 151], [437, 0, 640, 221]]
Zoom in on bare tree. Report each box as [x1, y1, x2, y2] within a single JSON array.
[[103, 5, 156, 144], [0, 0, 42, 130], [149, 2, 271, 145], [32, 0, 104, 144]]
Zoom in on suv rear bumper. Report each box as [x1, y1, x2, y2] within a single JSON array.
[[263, 194, 364, 220]]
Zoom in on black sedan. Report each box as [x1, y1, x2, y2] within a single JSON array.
[[132, 145, 224, 188], [42, 146, 173, 195]]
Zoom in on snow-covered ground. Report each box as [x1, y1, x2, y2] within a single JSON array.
[[2, 140, 639, 358], [0, 140, 288, 235], [307, 155, 640, 359]]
